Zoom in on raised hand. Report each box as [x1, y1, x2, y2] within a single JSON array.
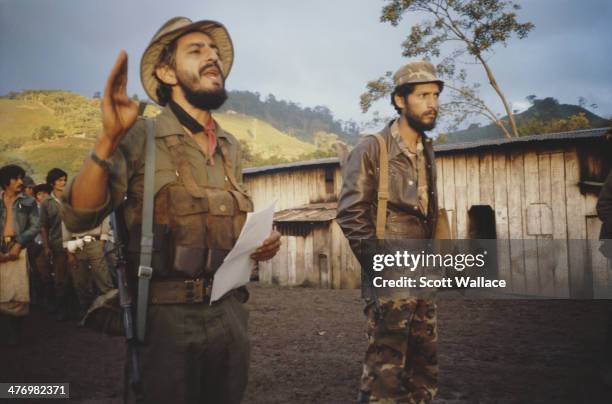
[[101, 50, 139, 154]]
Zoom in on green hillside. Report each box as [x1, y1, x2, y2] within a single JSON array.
[[213, 113, 316, 158], [445, 97, 611, 143], [0, 90, 322, 180], [0, 99, 57, 146]]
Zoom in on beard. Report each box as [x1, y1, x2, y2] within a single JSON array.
[[405, 108, 437, 132], [177, 66, 228, 111]]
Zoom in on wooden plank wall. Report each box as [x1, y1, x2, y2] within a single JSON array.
[[436, 146, 604, 297], [244, 166, 342, 212], [244, 166, 361, 288], [246, 149, 608, 295], [257, 222, 360, 289]]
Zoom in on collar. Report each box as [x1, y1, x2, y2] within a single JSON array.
[[384, 118, 432, 159], [51, 191, 62, 204], [0, 190, 26, 203], [155, 105, 233, 144]]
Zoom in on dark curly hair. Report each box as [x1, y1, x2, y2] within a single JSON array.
[[46, 168, 67, 187], [0, 164, 25, 190]]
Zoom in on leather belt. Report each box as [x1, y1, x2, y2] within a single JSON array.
[[149, 278, 212, 305], [71, 235, 101, 241]]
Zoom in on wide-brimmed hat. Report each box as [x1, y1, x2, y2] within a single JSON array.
[[140, 17, 234, 104], [393, 60, 444, 87]]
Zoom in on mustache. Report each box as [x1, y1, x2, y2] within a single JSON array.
[[199, 63, 222, 76]]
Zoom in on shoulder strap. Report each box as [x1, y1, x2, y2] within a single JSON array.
[[137, 118, 156, 342], [372, 134, 389, 239], [218, 139, 248, 195]]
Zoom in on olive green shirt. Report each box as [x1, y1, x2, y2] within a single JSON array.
[[61, 106, 244, 233], [390, 119, 429, 216], [39, 193, 65, 251]]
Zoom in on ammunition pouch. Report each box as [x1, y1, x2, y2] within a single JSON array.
[[126, 183, 253, 280]]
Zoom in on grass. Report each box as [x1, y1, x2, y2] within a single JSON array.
[[0, 91, 322, 180], [0, 99, 57, 144]]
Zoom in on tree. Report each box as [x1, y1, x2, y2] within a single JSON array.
[[526, 94, 537, 105], [518, 113, 590, 136], [32, 125, 56, 141], [361, 0, 534, 138]]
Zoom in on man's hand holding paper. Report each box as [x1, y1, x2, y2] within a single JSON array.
[[211, 202, 279, 302]]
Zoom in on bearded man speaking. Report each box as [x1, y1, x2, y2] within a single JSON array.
[[61, 17, 280, 403], [337, 61, 443, 403]]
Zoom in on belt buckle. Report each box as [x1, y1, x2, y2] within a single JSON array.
[[138, 265, 153, 279], [184, 280, 195, 304], [185, 279, 206, 304]]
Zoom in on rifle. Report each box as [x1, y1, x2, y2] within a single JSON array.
[[110, 206, 142, 396]]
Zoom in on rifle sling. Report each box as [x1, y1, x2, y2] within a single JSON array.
[[137, 118, 156, 343]]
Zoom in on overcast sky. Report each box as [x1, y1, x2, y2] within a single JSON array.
[[1, 0, 611, 131]]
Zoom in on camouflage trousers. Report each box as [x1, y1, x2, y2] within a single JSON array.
[[358, 298, 438, 404]]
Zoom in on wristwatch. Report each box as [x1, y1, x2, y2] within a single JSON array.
[[89, 150, 112, 171]]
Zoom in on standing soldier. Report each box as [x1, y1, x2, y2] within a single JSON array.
[[337, 61, 443, 403], [22, 176, 35, 198], [30, 183, 54, 310], [39, 168, 72, 320], [64, 215, 115, 318], [61, 17, 280, 403], [0, 164, 40, 345]]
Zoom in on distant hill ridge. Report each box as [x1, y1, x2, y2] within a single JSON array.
[[0, 90, 338, 180], [219, 90, 361, 145], [445, 97, 610, 143]]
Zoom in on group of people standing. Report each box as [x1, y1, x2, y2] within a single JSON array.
[[2, 12, 611, 404], [0, 165, 115, 346]]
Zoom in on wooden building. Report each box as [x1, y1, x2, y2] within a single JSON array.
[[242, 158, 361, 289], [243, 127, 612, 297]]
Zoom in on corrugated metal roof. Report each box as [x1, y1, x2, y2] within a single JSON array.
[[434, 127, 611, 154], [242, 128, 611, 176], [274, 202, 337, 223], [243, 157, 339, 176]]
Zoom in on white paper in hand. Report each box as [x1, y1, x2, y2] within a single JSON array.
[[210, 201, 276, 303]]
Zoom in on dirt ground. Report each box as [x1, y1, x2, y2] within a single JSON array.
[[2, 283, 612, 404]]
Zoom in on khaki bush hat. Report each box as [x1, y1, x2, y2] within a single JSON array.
[[393, 60, 444, 87], [140, 17, 234, 104]]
